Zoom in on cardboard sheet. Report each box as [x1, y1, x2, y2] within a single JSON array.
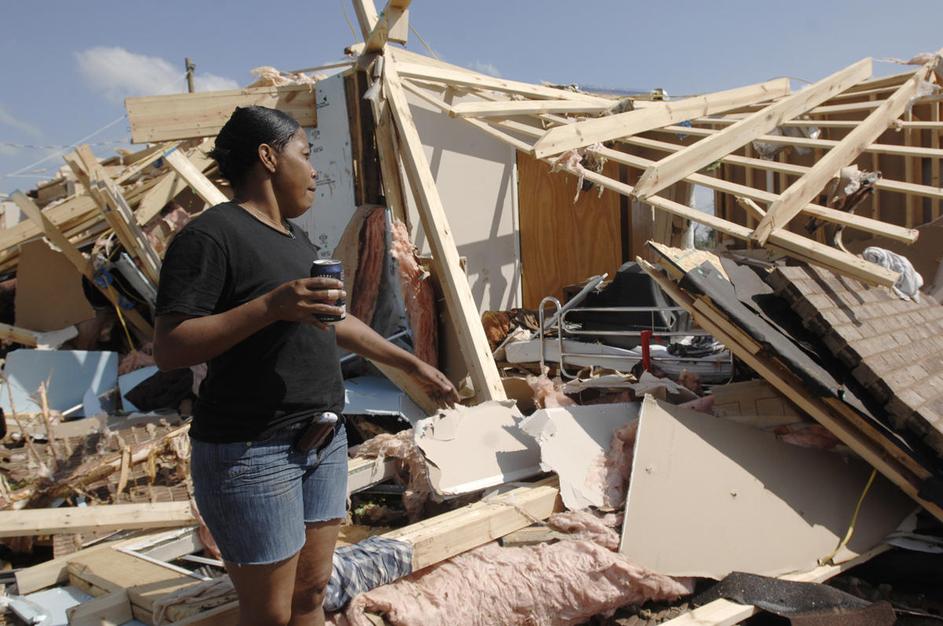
[[2, 349, 119, 416], [521, 403, 639, 510], [14, 239, 94, 331], [415, 400, 541, 495], [620, 396, 914, 579]]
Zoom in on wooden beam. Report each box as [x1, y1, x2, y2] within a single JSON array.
[[551, 167, 898, 287], [66, 590, 133, 626], [531, 78, 792, 158], [748, 54, 940, 243], [633, 59, 872, 199], [661, 545, 890, 626], [0, 502, 195, 538], [695, 116, 943, 130], [450, 99, 612, 119], [382, 58, 507, 402], [391, 57, 614, 105], [0, 322, 40, 347], [351, 0, 380, 40], [621, 133, 943, 203], [10, 192, 154, 336], [163, 148, 229, 206], [68, 146, 163, 285], [125, 85, 317, 144], [364, 0, 411, 52], [664, 123, 943, 159]]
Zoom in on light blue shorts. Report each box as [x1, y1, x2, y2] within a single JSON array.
[[190, 421, 349, 565]]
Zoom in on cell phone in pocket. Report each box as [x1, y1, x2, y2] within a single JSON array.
[[293, 412, 339, 453]]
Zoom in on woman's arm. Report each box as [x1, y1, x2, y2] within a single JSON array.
[[334, 315, 459, 406], [153, 277, 345, 371]]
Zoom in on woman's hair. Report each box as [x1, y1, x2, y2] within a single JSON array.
[[209, 106, 301, 187]]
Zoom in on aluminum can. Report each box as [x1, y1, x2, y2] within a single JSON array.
[[310, 259, 346, 322]]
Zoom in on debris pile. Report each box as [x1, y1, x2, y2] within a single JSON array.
[[2, 3, 943, 625]]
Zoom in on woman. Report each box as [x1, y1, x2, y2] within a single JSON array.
[[153, 106, 458, 626]]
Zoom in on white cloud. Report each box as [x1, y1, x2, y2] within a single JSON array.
[[0, 104, 42, 138], [75, 46, 240, 102], [468, 60, 502, 78]]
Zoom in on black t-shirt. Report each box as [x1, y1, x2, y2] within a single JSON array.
[[155, 202, 344, 443]]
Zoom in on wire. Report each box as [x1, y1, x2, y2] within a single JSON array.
[[409, 24, 440, 60], [0, 140, 129, 151], [340, 0, 358, 39], [819, 468, 878, 566]]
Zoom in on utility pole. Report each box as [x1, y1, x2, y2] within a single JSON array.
[[185, 57, 196, 93]]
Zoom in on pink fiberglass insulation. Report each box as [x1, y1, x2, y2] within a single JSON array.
[[527, 372, 575, 409], [583, 419, 639, 510], [118, 346, 156, 374], [390, 218, 438, 367], [353, 430, 432, 520], [350, 207, 385, 325], [342, 540, 692, 626], [774, 422, 841, 450], [547, 511, 622, 550]]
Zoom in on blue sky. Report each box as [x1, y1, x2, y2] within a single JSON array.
[[2, 0, 941, 196]]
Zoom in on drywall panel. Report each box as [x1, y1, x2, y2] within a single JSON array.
[[620, 396, 913, 579], [291, 73, 357, 259], [2, 349, 118, 416], [15, 239, 94, 331], [403, 91, 522, 312]]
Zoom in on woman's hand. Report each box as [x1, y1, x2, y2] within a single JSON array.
[[264, 277, 346, 329], [410, 361, 460, 408]]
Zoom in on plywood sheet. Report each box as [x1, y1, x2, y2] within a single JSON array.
[[620, 396, 913, 579], [15, 239, 94, 331], [416, 400, 541, 495], [517, 153, 623, 308]]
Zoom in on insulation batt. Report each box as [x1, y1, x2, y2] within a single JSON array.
[[586, 420, 638, 510], [547, 510, 622, 550], [527, 372, 575, 408], [353, 430, 432, 520], [390, 218, 437, 366], [351, 207, 386, 324], [341, 540, 692, 626]]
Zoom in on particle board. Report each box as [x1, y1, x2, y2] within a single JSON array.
[[517, 153, 623, 308], [14, 239, 95, 331]]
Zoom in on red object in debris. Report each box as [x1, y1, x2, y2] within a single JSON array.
[[640, 330, 653, 372]]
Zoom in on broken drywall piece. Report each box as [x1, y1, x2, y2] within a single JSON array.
[[415, 400, 542, 496], [1, 349, 118, 416], [344, 375, 425, 425], [620, 396, 915, 579], [520, 403, 639, 510], [14, 239, 95, 332]]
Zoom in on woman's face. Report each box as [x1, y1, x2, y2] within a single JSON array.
[[271, 128, 317, 219]]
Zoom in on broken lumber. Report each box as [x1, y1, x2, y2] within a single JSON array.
[[163, 148, 228, 206], [0, 502, 195, 538]]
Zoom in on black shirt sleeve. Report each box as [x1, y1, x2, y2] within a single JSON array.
[[155, 229, 229, 317]]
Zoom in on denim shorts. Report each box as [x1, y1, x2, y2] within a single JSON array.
[[190, 421, 349, 565]]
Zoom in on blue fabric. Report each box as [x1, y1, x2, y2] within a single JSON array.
[[190, 422, 349, 565], [324, 536, 413, 612]]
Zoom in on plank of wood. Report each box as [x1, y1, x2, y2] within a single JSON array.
[[0, 502, 195, 538], [749, 55, 939, 243], [392, 57, 613, 105], [386, 477, 560, 570], [67, 590, 133, 626], [621, 132, 943, 202], [660, 545, 890, 626], [451, 99, 612, 118], [382, 58, 507, 402], [163, 148, 228, 206], [0, 322, 39, 347], [531, 78, 791, 158], [10, 191, 154, 335], [364, 0, 411, 52], [126, 85, 317, 143], [68, 145, 163, 285], [696, 115, 943, 130], [633, 58, 872, 199], [351, 0, 380, 40]]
